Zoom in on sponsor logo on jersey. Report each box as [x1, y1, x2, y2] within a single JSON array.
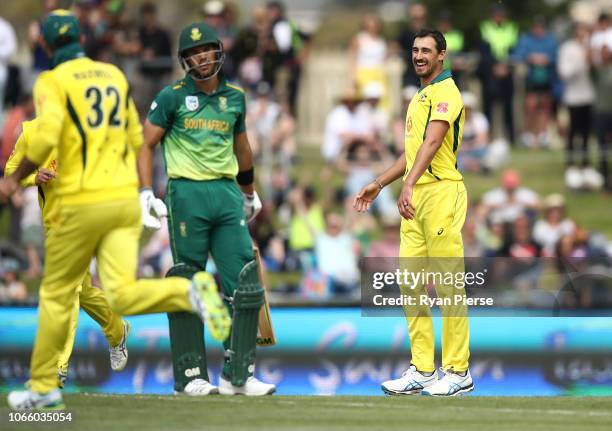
[[184, 118, 230, 133], [436, 102, 449, 113], [185, 96, 199, 111], [406, 116, 412, 134], [219, 96, 227, 111]]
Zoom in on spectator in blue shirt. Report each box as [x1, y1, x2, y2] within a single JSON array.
[[513, 16, 558, 149]]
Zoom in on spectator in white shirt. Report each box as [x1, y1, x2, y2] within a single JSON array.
[[358, 82, 390, 148], [314, 212, 361, 294], [322, 88, 375, 178], [0, 16, 17, 114], [590, 13, 612, 66], [350, 13, 389, 112], [458, 92, 490, 173], [558, 22, 602, 190], [0, 258, 27, 304], [533, 194, 576, 257], [481, 169, 541, 223], [337, 140, 396, 219], [247, 82, 296, 185]]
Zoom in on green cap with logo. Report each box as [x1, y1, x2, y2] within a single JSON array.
[[42, 9, 81, 49], [178, 22, 221, 55]]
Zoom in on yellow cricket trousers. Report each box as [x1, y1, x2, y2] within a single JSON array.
[[399, 180, 470, 373], [29, 198, 192, 393], [56, 271, 125, 372]]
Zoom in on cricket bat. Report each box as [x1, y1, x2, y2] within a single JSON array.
[[253, 245, 276, 347]]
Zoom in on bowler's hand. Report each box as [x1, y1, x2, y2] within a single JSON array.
[[35, 169, 56, 186], [397, 183, 416, 220], [353, 182, 381, 212]]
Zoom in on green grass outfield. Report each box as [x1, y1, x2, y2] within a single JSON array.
[[2, 394, 612, 431]]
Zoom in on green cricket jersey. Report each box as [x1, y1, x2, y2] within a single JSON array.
[[147, 74, 246, 181]]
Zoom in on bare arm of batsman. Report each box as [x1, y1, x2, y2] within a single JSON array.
[[234, 131, 262, 222], [137, 120, 168, 230]]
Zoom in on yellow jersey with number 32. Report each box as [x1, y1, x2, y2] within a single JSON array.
[[404, 69, 464, 185], [27, 57, 143, 206]]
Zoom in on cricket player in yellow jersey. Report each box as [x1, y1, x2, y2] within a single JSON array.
[[5, 119, 131, 388], [0, 10, 231, 410], [354, 29, 473, 396]]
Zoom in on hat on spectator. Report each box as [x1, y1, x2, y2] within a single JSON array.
[[338, 87, 362, 103], [362, 82, 384, 100], [501, 169, 521, 189], [42, 9, 81, 50], [543, 193, 565, 209], [0, 257, 21, 277], [203, 0, 225, 16]]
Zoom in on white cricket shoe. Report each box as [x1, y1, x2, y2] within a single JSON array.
[[8, 389, 64, 410], [565, 166, 584, 190], [110, 320, 130, 371], [219, 375, 276, 396], [582, 167, 604, 190], [421, 368, 474, 397], [381, 365, 439, 395], [176, 379, 219, 396]]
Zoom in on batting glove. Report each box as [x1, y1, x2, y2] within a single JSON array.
[[243, 191, 262, 223], [140, 188, 168, 230]]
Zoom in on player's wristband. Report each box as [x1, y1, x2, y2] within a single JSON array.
[[236, 167, 254, 186]]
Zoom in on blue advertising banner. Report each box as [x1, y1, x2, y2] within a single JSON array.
[[1, 307, 611, 396]]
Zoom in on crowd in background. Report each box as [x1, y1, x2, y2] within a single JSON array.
[[0, 0, 611, 303]]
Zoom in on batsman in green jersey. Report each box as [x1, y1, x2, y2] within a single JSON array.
[[138, 23, 275, 396]]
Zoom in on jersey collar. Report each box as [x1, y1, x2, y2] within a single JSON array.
[[184, 73, 227, 96], [418, 69, 452, 93], [50, 42, 86, 69]]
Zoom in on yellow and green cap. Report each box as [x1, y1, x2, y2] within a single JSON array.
[[42, 9, 81, 49]]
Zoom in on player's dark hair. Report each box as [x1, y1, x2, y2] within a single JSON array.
[[414, 28, 446, 53]]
